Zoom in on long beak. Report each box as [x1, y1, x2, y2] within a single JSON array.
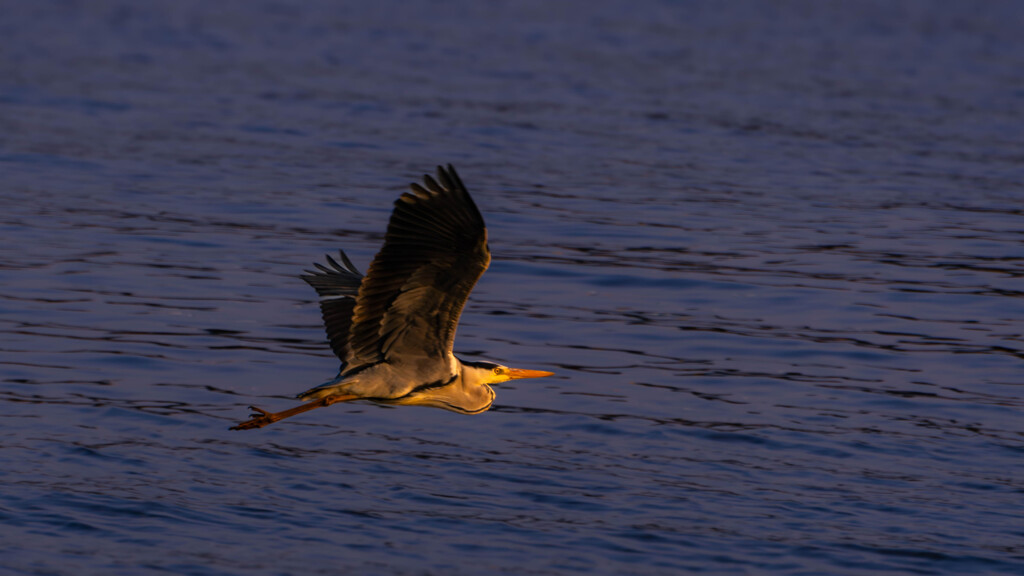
[[506, 368, 554, 380]]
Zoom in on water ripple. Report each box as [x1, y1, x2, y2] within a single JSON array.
[[4, 2, 1024, 575]]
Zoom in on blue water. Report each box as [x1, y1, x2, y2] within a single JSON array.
[[2, 1, 1023, 574]]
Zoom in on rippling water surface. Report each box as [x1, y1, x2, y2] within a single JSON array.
[[3, 1, 1023, 574]]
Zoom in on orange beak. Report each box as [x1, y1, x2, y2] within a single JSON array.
[[506, 368, 554, 380]]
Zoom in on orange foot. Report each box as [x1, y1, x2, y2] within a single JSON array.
[[230, 406, 277, 430]]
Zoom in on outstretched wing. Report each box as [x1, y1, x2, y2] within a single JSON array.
[[345, 164, 490, 373], [300, 251, 364, 364]]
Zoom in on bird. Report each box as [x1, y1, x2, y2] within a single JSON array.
[[231, 164, 553, 430]]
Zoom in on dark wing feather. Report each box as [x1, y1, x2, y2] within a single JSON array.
[[300, 251, 364, 363], [345, 164, 490, 371]]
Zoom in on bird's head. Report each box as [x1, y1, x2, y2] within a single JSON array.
[[398, 360, 553, 415], [461, 360, 554, 386]]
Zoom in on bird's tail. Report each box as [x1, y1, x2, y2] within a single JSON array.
[[297, 376, 354, 401]]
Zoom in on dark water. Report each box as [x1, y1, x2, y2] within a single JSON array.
[[3, 1, 1023, 574]]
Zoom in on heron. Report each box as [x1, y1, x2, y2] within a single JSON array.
[[231, 164, 553, 430]]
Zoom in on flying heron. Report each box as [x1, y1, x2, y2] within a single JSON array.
[[231, 164, 553, 430]]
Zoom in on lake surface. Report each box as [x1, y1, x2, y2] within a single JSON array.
[[2, 1, 1023, 574]]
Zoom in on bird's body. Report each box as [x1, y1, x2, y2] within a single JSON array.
[[232, 165, 551, 430]]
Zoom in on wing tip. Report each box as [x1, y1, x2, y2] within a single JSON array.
[[303, 250, 361, 276], [438, 164, 465, 192], [402, 163, 466, 204]]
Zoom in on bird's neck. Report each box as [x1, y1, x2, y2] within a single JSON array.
[[448, 365, 495, 414]]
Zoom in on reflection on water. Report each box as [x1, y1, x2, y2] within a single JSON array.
[[3, 1, 1024, 574]]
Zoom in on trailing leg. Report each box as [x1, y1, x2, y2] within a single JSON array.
[[230, 394, 358, 430]]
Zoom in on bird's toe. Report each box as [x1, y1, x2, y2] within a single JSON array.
[[229, 406, 274, 430]]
